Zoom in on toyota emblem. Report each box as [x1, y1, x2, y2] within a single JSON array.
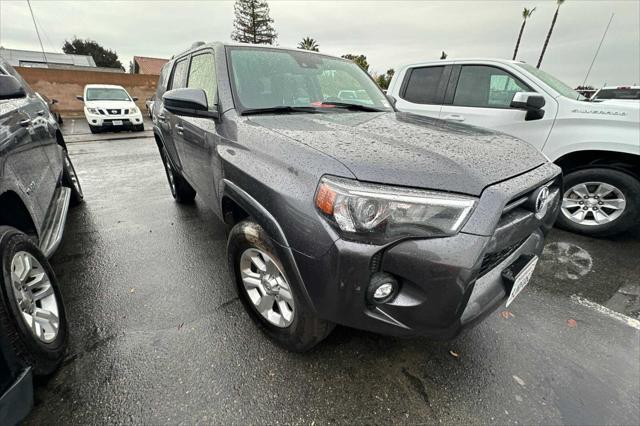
[[535, 186, 550, 219]]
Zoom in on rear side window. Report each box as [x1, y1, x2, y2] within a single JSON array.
[[401, 66, 445, 104], [187, 53, 218, 108], [158, 64, 171, 92], [170, 59, 189, 90], [453, 65, 529, 108]]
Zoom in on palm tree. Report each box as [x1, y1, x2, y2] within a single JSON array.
[[298, 37, 319, 52], [513, 7, 536, 60], [537, 0, 566, 68]]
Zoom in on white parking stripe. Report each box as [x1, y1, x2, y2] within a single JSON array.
[[571, 294, 640, 330]]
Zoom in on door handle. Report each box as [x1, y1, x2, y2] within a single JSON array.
[[20, 119, 31, 127], [175, 124, 184, 134], [442, 114, 465, 122], [37, 110, 46, 116], [156, 114, 167, 122]]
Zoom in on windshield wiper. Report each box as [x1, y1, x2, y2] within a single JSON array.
[[320, 102, 387, 112], [241, 106, 319, 116]]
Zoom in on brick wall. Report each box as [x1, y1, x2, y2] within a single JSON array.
[[16, 67, 159, 114]]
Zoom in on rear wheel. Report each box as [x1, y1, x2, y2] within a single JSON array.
[[159, 145, 196, 203], [62, 150, 84, 206], [0, 226, 68, 376], [227, 220, 334, 351], [557, 168, 640, 237]]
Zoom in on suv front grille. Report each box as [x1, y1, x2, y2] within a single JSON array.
[[478, 238, 526, 277]]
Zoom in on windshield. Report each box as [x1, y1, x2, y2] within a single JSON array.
[[86, 88, 131, 101], [593, 88, 640, 100], [226, 47, 393, 113], [516, 63, 586, 101]]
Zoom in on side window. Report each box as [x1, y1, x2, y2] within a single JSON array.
[[170, 58, 189, 90], [453, 65, 530, 108], [401, 66, 445, 104], [158, 64, 171, 93], [187, 53, 217, 109]]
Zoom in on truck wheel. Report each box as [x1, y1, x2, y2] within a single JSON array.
[[159, 145, 196, 203], [0, 226, 68, 376], [62, 150, 84, 206], [89, 125, 100, 134], [557, 168, 640, 237], [227, 220, 334, 351]]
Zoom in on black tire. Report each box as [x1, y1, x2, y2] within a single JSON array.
[[227, 220, 334, 352], [89, 125, 100, 134], [61, 150, 84, 206], [0, 226, 68, 376], [135, 124, 145, 132], [556, 168, 640, 237], [159, 145, 196, 203]]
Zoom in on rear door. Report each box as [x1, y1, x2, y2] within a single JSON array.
[[181, 50, 220, 204], [394, 65, 450, 118], [439, 64, 557, 150]]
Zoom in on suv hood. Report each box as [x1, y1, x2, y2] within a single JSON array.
[[248, 112, 545, 196], [84, 100, 136, 109]]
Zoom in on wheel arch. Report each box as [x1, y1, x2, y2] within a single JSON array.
[[0, 191, 37, 237], [555, 150, 640, 179]]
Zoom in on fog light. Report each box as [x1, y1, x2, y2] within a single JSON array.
[[366, 272, 398, 304], [92, 120, 97, 124]]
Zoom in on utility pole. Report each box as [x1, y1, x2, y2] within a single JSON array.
[[27, 0, 48, 64], [582, 13, 614, 87]]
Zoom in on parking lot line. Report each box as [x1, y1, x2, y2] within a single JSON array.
[[571, 294, 640, 330]]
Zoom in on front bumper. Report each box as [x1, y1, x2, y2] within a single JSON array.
[[84, 111, 143, 128], [292, 163, 562, 339]]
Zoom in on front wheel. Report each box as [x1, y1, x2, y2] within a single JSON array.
[[227, 220, 334, 351], [0, 226, 68, 376], [557, 168, 640, 237]]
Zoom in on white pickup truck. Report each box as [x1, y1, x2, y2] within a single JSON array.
[[388, 58, 640, 237]]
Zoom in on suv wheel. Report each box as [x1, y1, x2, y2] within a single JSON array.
[[227, 220, 334, 351], [62, 150, 84, 206], [159, 146, 196, 203], [557, 168, 640, 237], [0, 226, 68, 376], [89, 124, 100, 134]]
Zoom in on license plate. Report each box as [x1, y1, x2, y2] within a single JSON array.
[[505, 255, 538, 307], [112, 120, 123, 126]]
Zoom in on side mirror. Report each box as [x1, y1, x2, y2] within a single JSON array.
[[76, 95, 84, 101], [132, 96, 139, 101], [51, 98, 59, 104], [0, 75, 26, 100], [163, 88, 218, 119], [510, 92, 545, 121]]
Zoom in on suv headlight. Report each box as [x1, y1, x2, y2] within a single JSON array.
[[315, 176, 476, 242], [129, 107, 139, 115], [86, 107, 98, 114]]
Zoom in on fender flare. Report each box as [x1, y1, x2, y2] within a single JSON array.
[[221, 179, 318, 313]]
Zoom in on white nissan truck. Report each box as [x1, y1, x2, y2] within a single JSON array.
[[387, 59, 640, 237]]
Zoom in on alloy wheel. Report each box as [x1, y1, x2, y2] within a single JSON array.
[[239, 248, 295, 328], [561, 181, 626, 226], [10, 251, 60, 343]]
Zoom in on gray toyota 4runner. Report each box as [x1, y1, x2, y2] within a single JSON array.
[[154, 42, 562, 351]]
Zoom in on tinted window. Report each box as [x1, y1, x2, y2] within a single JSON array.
[[402, 66, 444, 104], [187, 53, 217, 108], [453, 65, 529, 108], [170, 59, 189, 90], [593, 88, 640, 100]]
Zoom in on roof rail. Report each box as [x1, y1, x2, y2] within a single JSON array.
[[191, 41, 206, 49]]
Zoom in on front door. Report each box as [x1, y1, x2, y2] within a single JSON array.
[[439, 64, 557, 151]]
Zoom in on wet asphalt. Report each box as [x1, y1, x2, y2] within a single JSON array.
[[26, 135, 639, 425]]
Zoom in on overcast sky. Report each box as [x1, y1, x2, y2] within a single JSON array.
[[1, 0, 638, 87]]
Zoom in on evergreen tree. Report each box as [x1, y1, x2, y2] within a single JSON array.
[[62, 37, 123, 69], [341, 54, 369, 73], [231, 0, 277, 45]]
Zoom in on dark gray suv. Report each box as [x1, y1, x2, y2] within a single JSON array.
[[153, 42, 561, 351], [0, 57, 83, 424]]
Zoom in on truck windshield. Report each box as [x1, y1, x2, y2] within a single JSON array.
[[86, 88, 130, 101], [226, 47, 393, 113], [516, 63, 586, 101]]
